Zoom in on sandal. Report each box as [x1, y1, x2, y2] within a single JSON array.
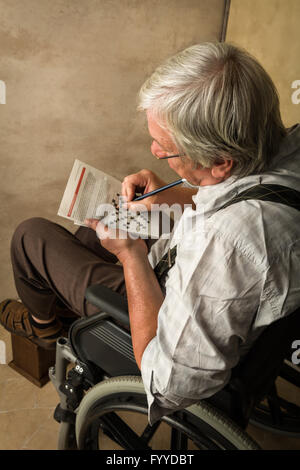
[[0, 299, 64, 350]]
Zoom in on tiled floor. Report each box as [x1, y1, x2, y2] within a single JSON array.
[[0, 327, 299, 450], [0, 328, 60, 450]]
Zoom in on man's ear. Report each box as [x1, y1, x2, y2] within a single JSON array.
[[211, 158, 234, 180]]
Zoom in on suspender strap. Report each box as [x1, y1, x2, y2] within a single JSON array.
[[217, 184, 300, 212], [154, 184, 300, 283], [154, 245, 177, 283]]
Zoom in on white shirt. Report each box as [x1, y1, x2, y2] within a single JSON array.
[[142, 124, 300, 425]]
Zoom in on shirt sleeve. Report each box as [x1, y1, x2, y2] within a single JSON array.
[[141, 228, 265, 425]]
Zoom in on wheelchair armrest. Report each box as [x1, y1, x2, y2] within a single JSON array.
[[85, 284, 130, 328]]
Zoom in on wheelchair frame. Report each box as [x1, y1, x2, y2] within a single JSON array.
[[49, 285, 300, 450]]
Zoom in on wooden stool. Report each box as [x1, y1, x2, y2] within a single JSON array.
[[8, 333, 56, 387]]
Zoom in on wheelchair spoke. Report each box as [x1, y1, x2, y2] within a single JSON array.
[[250, 397, 300, 436], [99, 412, 151, 450], [278, 397, 300, 417], [280, 360, 300, 387], [171, 427, 188, 450], [140, 421, 161, 444]]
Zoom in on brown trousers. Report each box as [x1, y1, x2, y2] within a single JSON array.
[[10, 217, 128, 320]]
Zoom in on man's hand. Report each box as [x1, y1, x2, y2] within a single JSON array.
[[122, 169, 197, 211], [84, 218, 148, 264], [122, 169, 167, 211]]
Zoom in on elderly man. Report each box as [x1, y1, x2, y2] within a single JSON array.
[[1, 42, 300, 424]]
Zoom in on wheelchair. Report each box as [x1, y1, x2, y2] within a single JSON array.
[[49, 285, 300, 450]]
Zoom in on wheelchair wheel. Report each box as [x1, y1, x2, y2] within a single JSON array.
[[75, 376, 260, 450]]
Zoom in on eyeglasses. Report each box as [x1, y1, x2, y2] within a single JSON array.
[[155, 153, 185, 160]]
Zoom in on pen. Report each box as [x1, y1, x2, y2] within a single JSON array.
[[133, 178, 186, 201]]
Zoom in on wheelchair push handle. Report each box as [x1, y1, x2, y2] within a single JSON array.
[[85, 284, 130, 328]]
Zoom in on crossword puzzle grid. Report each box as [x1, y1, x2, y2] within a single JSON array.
[[102, 195, 150, 234]]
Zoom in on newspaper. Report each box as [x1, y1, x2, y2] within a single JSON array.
[[57, 159, 160, 238]]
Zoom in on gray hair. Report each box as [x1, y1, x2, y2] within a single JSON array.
[[138, 42, 286, 177]]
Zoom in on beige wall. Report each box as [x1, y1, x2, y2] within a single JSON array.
[[226, 0, 300, 127], [0, 0, 225, 298]]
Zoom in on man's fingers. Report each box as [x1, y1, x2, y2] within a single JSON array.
[[95, 222, 111, 240], [84, 218, 100, 231], [121, 180, 132, 201], [122, 171, 151, 202], [85, 218, 112, 239], [125, 201, 148, 212], [122, 180, 139, 203]]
